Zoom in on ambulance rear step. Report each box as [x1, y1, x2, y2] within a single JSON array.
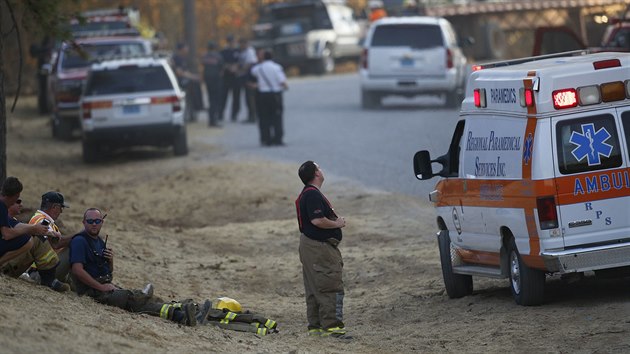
[[453, 265, 504, 278], [542, 243, 630, 273]]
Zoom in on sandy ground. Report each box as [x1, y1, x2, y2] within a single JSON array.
[[1, 97, 630, 353]]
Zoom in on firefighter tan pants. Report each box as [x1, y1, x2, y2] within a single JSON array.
[[1, 236, 62, 277], [299, 234, 344, 330]]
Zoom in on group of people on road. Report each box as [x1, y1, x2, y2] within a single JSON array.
[[0, 177, 210, 327], [172, 35, 288, 147], [0, 160, 351, 338]]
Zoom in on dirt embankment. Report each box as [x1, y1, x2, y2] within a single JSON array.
[[1, 97, 630, 353]]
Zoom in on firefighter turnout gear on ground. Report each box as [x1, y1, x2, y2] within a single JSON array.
[[199, 298, 278, 336]]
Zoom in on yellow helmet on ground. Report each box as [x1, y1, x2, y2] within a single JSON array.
[[213, 297, 242, 313]]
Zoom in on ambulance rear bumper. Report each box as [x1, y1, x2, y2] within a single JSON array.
[[542, 243, 630, 273]]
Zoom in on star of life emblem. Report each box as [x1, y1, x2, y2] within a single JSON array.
[[522, 133, 533, 165], [569, 123, 612, 166]]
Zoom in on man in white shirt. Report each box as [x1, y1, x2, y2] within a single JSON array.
[[250, 50, 288, 146], [238, 38, 258, 123]]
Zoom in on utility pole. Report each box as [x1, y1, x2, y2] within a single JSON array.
[[183, 0, 198, 73]]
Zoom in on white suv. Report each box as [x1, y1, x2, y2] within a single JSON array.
[[79, 56, 187, 163], [360, 16, 468, 109]]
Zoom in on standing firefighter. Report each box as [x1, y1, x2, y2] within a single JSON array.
[[295, 161, 350, 339]]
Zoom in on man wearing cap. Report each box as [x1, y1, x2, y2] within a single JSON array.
[[2, 191, 72, 292]]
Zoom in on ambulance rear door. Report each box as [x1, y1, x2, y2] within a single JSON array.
[[552, 108, 630, 248]]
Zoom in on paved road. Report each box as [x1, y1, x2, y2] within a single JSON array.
[[213, 73, 462, 199]]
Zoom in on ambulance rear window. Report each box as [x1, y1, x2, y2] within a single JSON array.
[[622, 111, 630, 154], [556, 114, 622, 175]]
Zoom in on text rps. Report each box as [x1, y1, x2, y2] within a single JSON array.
[[466, 131, 522, 151]]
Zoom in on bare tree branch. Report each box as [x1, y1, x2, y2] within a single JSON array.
[[4, 0, 22, 113]]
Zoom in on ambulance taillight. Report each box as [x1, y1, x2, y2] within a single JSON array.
[[474, 88, 486, 108], [600, 81, 626, 102], [519, 88, 534, 107], [593, 59, 621, 70], [552, 89, 578, 109], [536, 196, 558, 230]]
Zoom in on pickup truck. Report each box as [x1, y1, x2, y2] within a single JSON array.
[[532, 18, 630, 56], [251, 0, 364, 75]]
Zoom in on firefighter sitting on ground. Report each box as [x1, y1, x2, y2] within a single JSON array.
[[69, 207, 211, 326], [2, 191, 73, 292]]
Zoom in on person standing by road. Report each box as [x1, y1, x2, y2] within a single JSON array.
[[172, 42, 201, 122], [295, 161, 350, 339], [220, 35, 241, 122], [70, 208, 209, 326], [238, 37, 258, 123], [250, 50, 288, 146], [202, 40, 224, 127]]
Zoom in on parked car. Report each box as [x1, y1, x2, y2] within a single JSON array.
[[251, 0, 363, 75], [46, 36, 152, 140], [359, 16, 468, 109], [79, 56, 187, 163]]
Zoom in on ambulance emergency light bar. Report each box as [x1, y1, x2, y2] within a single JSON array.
[[474, 58, 630, 109]]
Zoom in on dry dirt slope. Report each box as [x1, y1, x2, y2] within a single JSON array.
[[1, 97, 630, 353]]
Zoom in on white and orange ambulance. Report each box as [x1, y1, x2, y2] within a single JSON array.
[[413, 51, 630, 305]]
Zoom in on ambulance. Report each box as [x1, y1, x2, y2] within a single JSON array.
[[413, 51, 630, 306]]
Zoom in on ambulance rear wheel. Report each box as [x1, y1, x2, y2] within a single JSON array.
[[438, 230, 473, 298], [508, 238, 545, 306]]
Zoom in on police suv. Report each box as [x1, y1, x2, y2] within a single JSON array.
[[414, 51, 630, 305]]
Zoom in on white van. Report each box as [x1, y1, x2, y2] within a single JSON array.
[[360, 16, 468, 109], [414, 51, 630, 305]]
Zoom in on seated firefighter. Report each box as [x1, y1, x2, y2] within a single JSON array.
[[0, 177, 46, 267], [2, 190, 71, 292], [69, 207, 211, 326]]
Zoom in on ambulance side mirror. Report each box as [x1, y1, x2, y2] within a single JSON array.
[[413, 150, 437, 180]]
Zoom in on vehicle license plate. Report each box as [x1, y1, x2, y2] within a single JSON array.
[[123, 105, 140, 114], [400, 58, 414, 67], [281, 23, 303, 36]]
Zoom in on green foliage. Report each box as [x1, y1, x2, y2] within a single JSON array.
[[15, 0, 79, 41]]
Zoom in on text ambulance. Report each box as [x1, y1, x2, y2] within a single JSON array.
[[413, 51, 630, 306]]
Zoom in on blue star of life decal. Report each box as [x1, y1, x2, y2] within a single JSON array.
[[569, 123, 613, 166], [522, 133, 533, 165]]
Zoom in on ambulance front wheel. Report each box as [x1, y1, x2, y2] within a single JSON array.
[[508, 238, 545, 306], [437, 230, 473, 298]]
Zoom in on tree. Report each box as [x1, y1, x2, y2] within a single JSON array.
[[0, 0, 74, 182]]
